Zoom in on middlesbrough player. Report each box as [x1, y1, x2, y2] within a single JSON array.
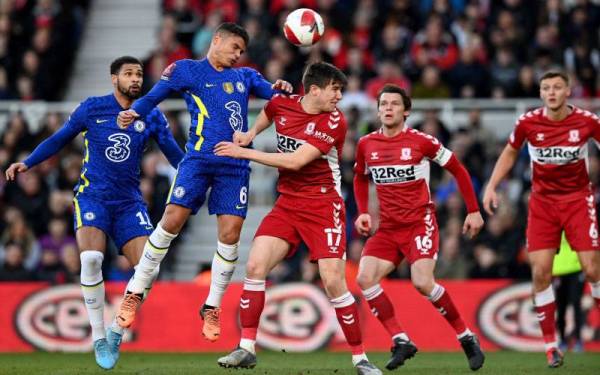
[[214, 62, 381, 375], [5, 56, 184, 369], [483, 71, 600, 368], [116, 23, 292, 340], [354, 84, 485, 371]]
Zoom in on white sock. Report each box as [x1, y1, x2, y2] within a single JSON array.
[[534, 285, 555, 306], [392, 333, 410, 342], [457, 328, 473, 340], [128, 224, 177, 293], [590, 280, 600, 299], [352, 353, 368, 366], [205, 241, 238, 307], [111, 265, 160, 335], [240, 338, 256, 354], [361, 284, 383, 301], [80, 250, 105, 342]]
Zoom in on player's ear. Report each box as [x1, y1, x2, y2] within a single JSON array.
[[404, 110, 410, 119], [110, 74, 118, 86]]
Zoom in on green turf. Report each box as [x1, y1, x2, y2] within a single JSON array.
[[0, 351, 599, 375]]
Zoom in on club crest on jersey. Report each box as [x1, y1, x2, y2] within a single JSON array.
[[133, 120, 145, 133], [371, 152, 379, 160], [161, 63, 176, 81], [173, 186, 186, 198], [400, 148, 412, 160], [305, 122, 316, 135], [236, 81, 245, 93], [278, 116, 287, 127], [536, 133, 545, 141], [223, 82, 234, 94], [84, 212, 95, 221], [568, 129, 580, 143]]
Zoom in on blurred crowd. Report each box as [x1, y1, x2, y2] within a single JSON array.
[[0, 0, 90, 101], [2, 0, 600, 284], [143, 0, 600, 100]]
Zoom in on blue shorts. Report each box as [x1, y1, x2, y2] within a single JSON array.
[[73, 195, 153, 251], [166, 156, 250, 218]]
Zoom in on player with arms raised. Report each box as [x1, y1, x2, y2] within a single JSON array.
[[354, 84, 485, 371], [483, 71, 600, 368], [116, 23, 292, 341], [5, 56, 184, 369], [214, 62, 382, 375]]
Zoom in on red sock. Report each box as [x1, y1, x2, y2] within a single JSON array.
[[332, 292, 364, 355], [429, 284, 467, 335], [535, 302, 558, 346], [239, 278, 266, 340], [362, 284, 404, 337]]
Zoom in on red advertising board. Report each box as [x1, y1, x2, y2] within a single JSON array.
[[1, 280, 598, 352]]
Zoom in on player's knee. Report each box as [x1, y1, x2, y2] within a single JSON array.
[[80, 250, 103, 272], [218, 230, 241, 245], [356, 271, 378, 290], [321, 271, 345, 296], [582, 262, 599, 282], [411, 274, 434, 296], [245, 259, 268, 279], [531, 266, 552, 288]]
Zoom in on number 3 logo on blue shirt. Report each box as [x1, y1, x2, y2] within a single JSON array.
[[105, 133, 131, 162], [225, 101, 243, 132]]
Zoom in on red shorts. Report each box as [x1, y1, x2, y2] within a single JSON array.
[[254, 195, 346, 262], [362, 210, 439, 265], [527, 193, 600, 251]]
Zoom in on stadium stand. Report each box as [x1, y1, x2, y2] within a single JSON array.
[[1, 0, 600, 284]]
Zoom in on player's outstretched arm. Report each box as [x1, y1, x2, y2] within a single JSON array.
[[214, 141, 321, 170], [482, 144, 519, 215], [234, 110, 272, 146], [5, 162, 28, 181], [6, 109, 86, 180]]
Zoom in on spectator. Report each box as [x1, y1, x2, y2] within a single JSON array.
[[0, 242, 34, 281]]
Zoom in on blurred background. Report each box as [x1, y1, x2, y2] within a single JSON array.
[[1, 0, 600, 354]]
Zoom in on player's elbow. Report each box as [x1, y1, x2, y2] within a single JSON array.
[[286, 158, 306, 171]]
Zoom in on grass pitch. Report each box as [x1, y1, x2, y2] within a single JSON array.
[[1, 351, 599, 374]]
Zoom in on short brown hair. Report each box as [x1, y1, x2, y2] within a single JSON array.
[[377, 84, 412, 110], [539, 71, 569, 85], [302, 62, 347, 90]]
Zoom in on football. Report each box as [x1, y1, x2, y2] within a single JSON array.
[[283, 8, 325, 47]]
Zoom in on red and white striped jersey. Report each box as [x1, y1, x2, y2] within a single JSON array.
[[264, 94, 346, 199], [508, 106, 600, 200], [354, 127, 453, 225]]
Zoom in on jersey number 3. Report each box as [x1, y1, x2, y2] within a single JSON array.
[[105, 133, 131, 162]]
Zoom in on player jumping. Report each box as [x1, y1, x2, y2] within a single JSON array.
[[213, 62, 381, 375], [115, 23, 292, 342], [483, 71, 600, 368], [353, 84, 485, 371], [5, 56, 184, 369]]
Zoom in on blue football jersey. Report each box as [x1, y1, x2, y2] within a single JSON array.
[[24, 94, 183, 202], [131, 59, 275, 168]]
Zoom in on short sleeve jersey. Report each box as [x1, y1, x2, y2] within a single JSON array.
[[508, 106, 600, 200], [264, 94, 346, 199], [354, 127, 453, 226]]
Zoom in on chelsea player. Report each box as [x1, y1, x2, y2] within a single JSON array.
[[116, 23, 292, 341], [5, 56, 184, 369]]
